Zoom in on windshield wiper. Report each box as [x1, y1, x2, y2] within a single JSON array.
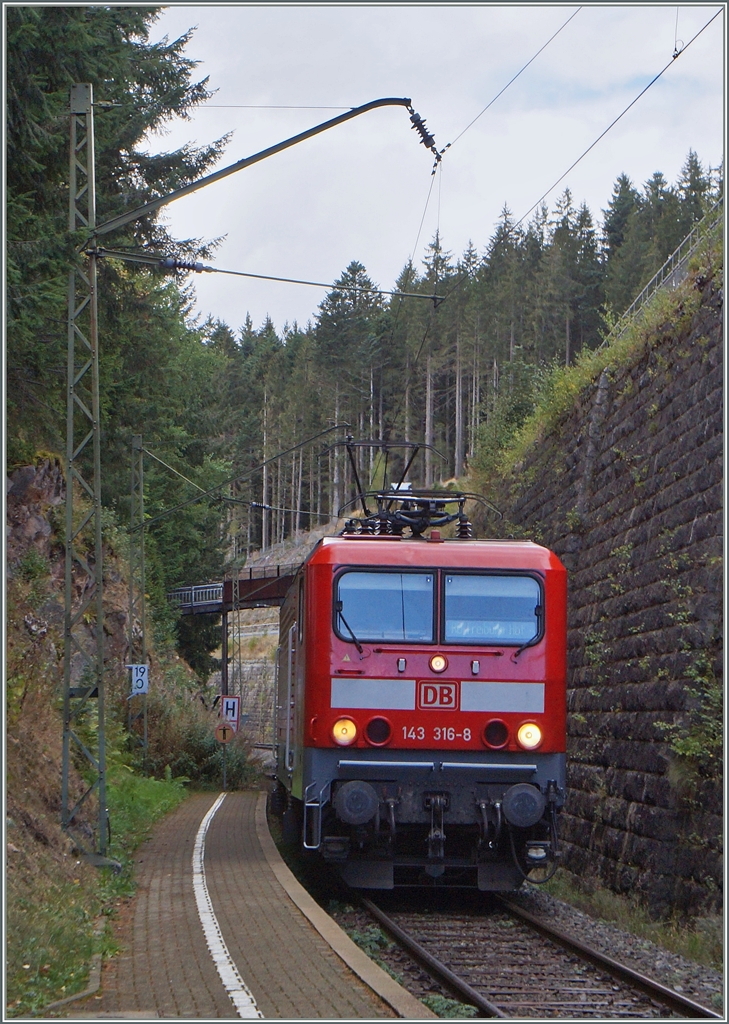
[[336, 602, 364, 656]]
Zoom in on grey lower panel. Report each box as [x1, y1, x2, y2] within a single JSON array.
[[337, 860, 523, 891], [303, 747, 566, 801]]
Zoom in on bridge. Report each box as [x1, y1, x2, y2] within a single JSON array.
[[167, 563, 303, 697], [167, 562, 303, 615]]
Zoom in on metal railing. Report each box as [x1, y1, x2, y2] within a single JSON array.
[[167, 562, 303, 610], [601, 197, 723, 349], [167, 584, 223, 608]]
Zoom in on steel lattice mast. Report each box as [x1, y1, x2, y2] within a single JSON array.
[[127, 435, 148, 760], [61, 84, 108, 856]]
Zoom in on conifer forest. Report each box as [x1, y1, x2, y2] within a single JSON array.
[[7, 7, 723, 663]]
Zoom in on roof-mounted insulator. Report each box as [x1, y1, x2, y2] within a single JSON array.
[[159, 257, 207, 273], [457, 515, 474, 539]]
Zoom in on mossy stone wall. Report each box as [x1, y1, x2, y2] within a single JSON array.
[[481, 270, 723, 915]]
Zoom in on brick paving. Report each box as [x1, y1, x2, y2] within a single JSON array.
[[72, 790, 394, 1019]]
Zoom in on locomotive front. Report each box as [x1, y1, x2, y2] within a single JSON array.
[[274, 529, 567, 890]]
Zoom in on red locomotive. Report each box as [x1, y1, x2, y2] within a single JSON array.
[[272, 481, 566, 890]]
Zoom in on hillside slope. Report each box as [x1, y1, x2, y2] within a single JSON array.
[[5, 458, 246, 1014]]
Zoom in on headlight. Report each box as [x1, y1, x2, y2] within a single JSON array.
[[429, 654, 448, 673], [517, 722, 543, 750], [332, 717, 358, 746]]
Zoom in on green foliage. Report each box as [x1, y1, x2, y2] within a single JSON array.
[[159, 724, 255, 790], [17, 548, 50, 582], [6, 869, 100, 1017], [105, 770, 188, 868], [175, 614, 223, 682], [604, 154, 716, 315], [5, 771, 188, 1018], [6, 7, 227, 452], [345, 923, 393, 959], [544, 873, 723, 970], [135, 677, 258, 789], [343, 923, 405, 985], [473, 360, 546, 479], [657, 655, 722, 782], [7, 4, 721, 676], [7, 7, 233, 671], [16, 549, 52, 611], [421, 994, 479, 1018]]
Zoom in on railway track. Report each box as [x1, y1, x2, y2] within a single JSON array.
[[358, 893, 721, 1019]]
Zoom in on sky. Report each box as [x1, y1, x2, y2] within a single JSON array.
[[146, 3, 725, 336]]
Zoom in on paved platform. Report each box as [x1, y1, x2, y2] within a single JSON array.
[[66, 790, 432, 1020]]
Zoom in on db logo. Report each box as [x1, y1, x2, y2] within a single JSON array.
[[418, 681, 459, 710]]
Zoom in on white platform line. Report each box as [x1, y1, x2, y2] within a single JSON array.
[[192, 793, 263, 1018]]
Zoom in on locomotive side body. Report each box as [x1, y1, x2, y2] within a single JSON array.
[[274, 534, 567, 889]]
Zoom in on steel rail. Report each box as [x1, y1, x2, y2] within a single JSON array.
[[360, 897, 506, 1018], [498, 897, 721, 1019]]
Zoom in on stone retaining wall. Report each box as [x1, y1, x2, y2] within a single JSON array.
[[481, 267, 723, 915]]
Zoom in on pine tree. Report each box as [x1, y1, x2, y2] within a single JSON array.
[[7, 6, 228, 459], [602, 173, 641, 262], [676, 150, 711, 227]]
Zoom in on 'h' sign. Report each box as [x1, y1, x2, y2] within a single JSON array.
[[222, 695, 240, 730], [418, 681, 459, 710]]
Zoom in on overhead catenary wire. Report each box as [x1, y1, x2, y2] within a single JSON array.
[[444, 6, 582, 152], [409, 175, 438, 271], [512, 6, 723, 230], [210, 265, 443, 304], [133, 423, 350, 532], [143, 447, 207, 493], [202, 104, 354, 110], [91, 248, 443, 304], [377, 5, 722, 474], [673, 5, 684, 57], [436, 4, 723, 310], [370, 6, 585, 467], [230, 498, 335, 520]]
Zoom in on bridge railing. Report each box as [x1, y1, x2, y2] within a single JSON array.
[[167, 562, 303, 611], [600, 197, 723, 349], [167, 583, 223, 608]]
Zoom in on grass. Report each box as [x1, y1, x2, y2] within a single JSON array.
[[542, 872, 723, 971], [478, 225, 723, 488], [5, 771, 189, 1018], [104, 767, 190, 873], [5, 850, 101, 1017], [421, 994, 479, 1018]]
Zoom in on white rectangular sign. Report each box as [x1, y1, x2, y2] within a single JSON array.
[[221, 695, 240, 730], [128, 664, 149, 695]]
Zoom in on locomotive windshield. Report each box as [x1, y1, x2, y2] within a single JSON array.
[[444, 574, 541, 644], [336, 571, 434, 642]]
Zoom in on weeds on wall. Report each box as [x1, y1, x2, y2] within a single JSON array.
[[657, 654, 722, 785]]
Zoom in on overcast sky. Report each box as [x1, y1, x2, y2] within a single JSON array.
[[147, 3, 725, 336]]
